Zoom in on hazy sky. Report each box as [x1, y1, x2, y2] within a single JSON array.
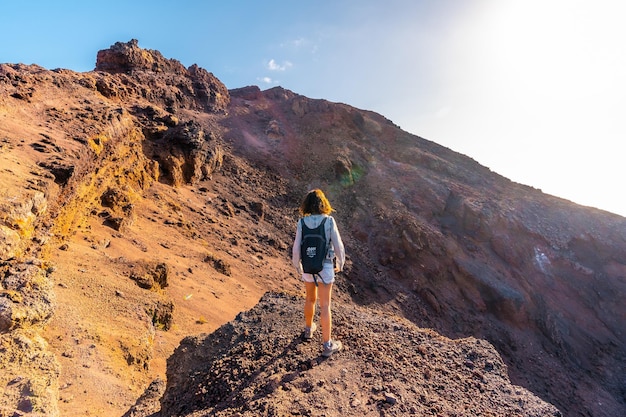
[[2, 0, 624, 217]]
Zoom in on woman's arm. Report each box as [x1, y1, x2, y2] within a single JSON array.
[[330, 217, 345, 271]]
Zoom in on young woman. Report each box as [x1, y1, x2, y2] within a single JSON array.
[[292, 189, 346, 357]]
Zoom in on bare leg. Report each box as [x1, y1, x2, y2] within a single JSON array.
[[304, 281, 317, 327], [317, 282, 333, 343]]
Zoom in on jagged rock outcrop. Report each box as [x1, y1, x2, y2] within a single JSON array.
[[0, 330, 60, 417], [142, 119, 224, 186], [0, 262, 58, 416], [95, 39, 187, 75], [0, 262, 54, 332], [0, 191, 47, 262], [127, 292, 561, 417], [95, 39, 230, 114], [0, 191, 58, 416]]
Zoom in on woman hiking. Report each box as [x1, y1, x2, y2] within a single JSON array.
[[292, 189, 346, 357]]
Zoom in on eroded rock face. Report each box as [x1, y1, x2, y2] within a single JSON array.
[[0, 263, 55, 332], [0, 192, 47, 261], [0, 331, 60, 416], [144, 120, 224, 186]]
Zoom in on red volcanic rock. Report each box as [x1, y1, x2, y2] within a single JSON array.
[[95, 39, 230, 113], [148, 292, 562, 417], [95, 39, 187, 75]]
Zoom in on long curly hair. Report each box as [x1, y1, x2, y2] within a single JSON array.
[[299, 189, 334, 216]]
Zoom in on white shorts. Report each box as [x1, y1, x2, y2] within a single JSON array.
[[301, 262, 335, 285]]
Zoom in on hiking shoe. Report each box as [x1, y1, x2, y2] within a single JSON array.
[[303, 323, 317, 340], [322, 340, 342, 357]]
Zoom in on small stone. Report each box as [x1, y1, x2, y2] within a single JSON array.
[[384, 392, 398, 405]]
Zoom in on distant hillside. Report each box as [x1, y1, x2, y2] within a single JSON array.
[[0, 40, 623, 416]]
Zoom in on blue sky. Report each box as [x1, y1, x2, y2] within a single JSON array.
[[2, 0, 625, 217]]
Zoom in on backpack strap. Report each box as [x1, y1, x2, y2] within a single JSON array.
[[313, 273, 320, 287], [315, 218, 328, 287], [300, 216, 327, 231]]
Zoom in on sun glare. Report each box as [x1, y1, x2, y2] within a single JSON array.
[[435, 0, 626, 216], [485, 0, 624, 102]]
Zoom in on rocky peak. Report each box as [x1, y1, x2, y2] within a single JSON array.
[[95, 39, 186, 75], [95, 39, 230, 113]]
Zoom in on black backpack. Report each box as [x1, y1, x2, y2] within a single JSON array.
[[300, 217, 329, 285]]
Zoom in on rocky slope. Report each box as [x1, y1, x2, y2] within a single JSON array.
[[125, 292, 560, 417], [0, 40, 623, 416]]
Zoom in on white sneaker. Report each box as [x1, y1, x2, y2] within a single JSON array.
[[322, 339, 342, 357], [303, 322, 317, 340]]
